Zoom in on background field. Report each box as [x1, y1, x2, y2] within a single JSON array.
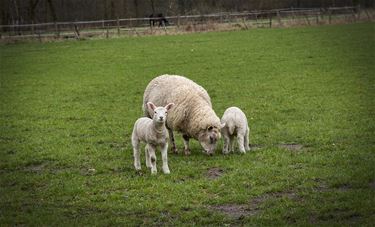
[[0, 23, 374, 225]]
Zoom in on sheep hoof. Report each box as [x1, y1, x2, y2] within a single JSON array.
[[171, 147, 179, 154], [163, 168, 170, 174], [184, 149, 191, 155]]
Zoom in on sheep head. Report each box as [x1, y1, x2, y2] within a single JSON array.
[[198, 123, 225, 155], [147, 102, 174, 125]]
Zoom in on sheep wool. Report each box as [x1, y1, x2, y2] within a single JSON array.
[[143, 75, 223, 155], [221, 106, 250, 154]]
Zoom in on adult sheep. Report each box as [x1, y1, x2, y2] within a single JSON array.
[[143, 75, 224, 155]]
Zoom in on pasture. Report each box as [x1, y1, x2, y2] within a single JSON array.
[[0, 23, 374, 225]]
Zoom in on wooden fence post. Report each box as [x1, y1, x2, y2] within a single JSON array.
[[117, 17, 120, 36], [54, 22, 60, 38], [269, 13, 272, 28], [356, 5, 361, 20], [242, 17, 249, 29], [277, 10, 282, 26], [304, 13, 311, 25], [328, 9, 332, 24], [74, 23, 80, 39], [106, 24, 109, 38], [38, 31, 42, 42], [31, 20, 35, 36], [177, 15, 180, 28]]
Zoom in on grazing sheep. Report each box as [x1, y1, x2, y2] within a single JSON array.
[[143, 75, 224, 155], [221, 107, 250, 154], [131, 102, 174, 174]]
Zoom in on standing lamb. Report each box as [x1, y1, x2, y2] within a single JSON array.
[[221, 107, 250, 154], [143, 75, 224, 155], [131, 102, 174, 174]]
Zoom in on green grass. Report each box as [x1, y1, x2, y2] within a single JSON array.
[[1, 23, 374, 226]]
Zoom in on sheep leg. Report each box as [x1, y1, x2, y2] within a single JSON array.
[[168, 128, 178, 154], [148, 145, 157, 174], [145, 144, 152, 168], [237, 135, 246, 154], [222, 134, 230, 155], [230, 136, 235, 153], [132, 139, 141, 171], [160, 143, 170, 174], [182, 134, 191, 155], [244, 126, 250, 152]]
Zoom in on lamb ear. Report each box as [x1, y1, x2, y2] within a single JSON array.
[[165, 103, 174, 111], [221, 123, 226, 128], [147, 102, 156, 111]]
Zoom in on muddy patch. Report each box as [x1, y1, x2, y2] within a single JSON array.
[[278, 144, 304, 151], [210, 204, 258, 219], [210, 190, 298, 219], [206, 167, 224, 180], [24, 162, 48, 173]]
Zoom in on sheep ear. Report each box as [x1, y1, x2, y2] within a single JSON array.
[[147, 102, 156, 111], [221, 123, 226, 128], [165, 103, 174, 111]]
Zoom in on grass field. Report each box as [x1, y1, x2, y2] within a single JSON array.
[[1, 22, 374, 226]]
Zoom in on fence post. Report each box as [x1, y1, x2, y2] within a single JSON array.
[[304, 13, 311, 25], [277, 10, 282, 26], [31, 20, 35, 36], [117, 17, 120, 36], [356, 5, 361, 20], [74, 23, 80, 39], [242, 17, 248, 29], [177, 15, 180, 29], [269, 13, 272, 28], [106, 24, 109, 38], [38, 31, 42, 42], [328, 9, 332, 24], [316, 11, 319, 24], [54, 22, 60, 38]]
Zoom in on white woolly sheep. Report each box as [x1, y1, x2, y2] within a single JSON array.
[[221, 107, 250, 154], [143, 75, 224, 155], [131, 102, 174, 174]]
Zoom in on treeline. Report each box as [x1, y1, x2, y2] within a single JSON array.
[[1, 0, 373, 25]]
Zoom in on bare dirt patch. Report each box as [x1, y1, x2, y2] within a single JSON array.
[[278, 144, 304, 151], [210, 204, 259, 219], [206, 167, 224, 180], [210, 190, 298, 219], [24, 162, 48, 173]]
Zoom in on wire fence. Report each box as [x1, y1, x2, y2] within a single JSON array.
[[1, 6, 373, 41]]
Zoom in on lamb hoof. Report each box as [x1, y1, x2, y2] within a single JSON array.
[[184, 149, 191, 155], [151, 170, 157, 175], [163, 169, 170, 174]]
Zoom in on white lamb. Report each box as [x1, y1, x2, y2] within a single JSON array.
[[143, 75, 224, 155], [221, 107, 250, 154], [131, 102, 174, 174]]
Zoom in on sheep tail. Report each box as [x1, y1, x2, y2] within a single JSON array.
[[228, 122, 235, 135]]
